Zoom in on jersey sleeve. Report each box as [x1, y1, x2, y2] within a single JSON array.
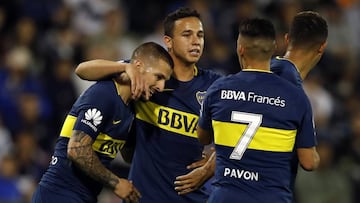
[[295, 93, 318, 148], [72, 83, 113, 140]]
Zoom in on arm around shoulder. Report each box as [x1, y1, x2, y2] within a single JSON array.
[[75, 59, 127, 80]]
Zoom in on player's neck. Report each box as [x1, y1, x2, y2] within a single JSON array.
[[172, 60, 196, 82], [114, 74, 132, 105], [284, 49, 316, 80], [118, 84, 132, 105], [241, 58, 270, 71]]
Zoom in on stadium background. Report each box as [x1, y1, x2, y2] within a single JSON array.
[[0, 0, 359, 202]]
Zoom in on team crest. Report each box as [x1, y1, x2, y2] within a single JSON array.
[[196, 91, 206, 105]]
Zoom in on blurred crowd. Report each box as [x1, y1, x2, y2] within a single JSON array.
[[0, 0, 359, 202]]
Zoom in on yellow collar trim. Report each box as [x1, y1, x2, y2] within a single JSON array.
[[113, 79, 122, 95], [194, 66, 198, 76], [275, 56, 300, 73], [242, 69, 272, 73]]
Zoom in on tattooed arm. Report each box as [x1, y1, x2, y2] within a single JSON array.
[[67, 130, 141, 202]]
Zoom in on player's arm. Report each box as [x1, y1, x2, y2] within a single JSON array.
[[296, 92, 320, 171], [174, 85, 217, 194], [67, 130, 141, 202], [297, 147, 320, 171], [76, 59, 130, 80], [197, 125, 213, 145], [174, 150, 215, 195], [75, 59, 146, 100]]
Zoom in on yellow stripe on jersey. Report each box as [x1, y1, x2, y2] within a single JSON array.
[[92, 134, 126, 158], [60, 115, 76, 138], [212, 120, 296, 152], [135, 101, 199, 138], [60, 115, 126, 158]]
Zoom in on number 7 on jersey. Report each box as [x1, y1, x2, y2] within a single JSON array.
[[229, 111, 263, 160]]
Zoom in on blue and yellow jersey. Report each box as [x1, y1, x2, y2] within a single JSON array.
[[39, 79, 133, 202], [128, 67, 221, 202], [271, 56, 303, 88], [271, 56, 307, 191], [198, 70, 316, 203]]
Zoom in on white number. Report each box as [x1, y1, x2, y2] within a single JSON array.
[[229, 111, 262, 160]]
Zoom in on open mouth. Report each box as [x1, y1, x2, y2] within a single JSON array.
[[189, 49, 200, 56]]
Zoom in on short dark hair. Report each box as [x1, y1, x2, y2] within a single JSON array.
[[131, 42, 174, 69], [239, 18, 276, 40], [163, 7, 201, 37], [288, 11, 328, 48], [238, 18, 276, 60]]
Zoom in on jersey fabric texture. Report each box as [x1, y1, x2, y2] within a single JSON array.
[[271, 56, 306, 192], [271, 56, 303, 88], [35, 79, 133, 203], [128, 67, 221, 203], [198, 69, 317, 203]]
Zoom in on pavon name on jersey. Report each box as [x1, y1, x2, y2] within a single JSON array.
[[135, 101, 198, 138], [224, 167, 259, 181], [221, 90, 286, 107]]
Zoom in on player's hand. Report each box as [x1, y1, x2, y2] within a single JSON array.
[[174, 166, 208, 195], [186, 147, 215, 169], [125, 63, 150, 100], [114, 178, 141, 203], [174, 147, 215, 195]]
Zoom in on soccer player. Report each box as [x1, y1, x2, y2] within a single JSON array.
[[196, 18, 319, 203], [270, 11, 328, 192], [31, 42, 174, 203], [74, 7, 222, 202], [271, 11, 328, 87], [174, 11, 328, 196]]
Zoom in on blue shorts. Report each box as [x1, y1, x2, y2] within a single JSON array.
[[31, 184, 93, 203]]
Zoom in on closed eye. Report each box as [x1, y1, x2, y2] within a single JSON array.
[[155, 74, 166, 81]]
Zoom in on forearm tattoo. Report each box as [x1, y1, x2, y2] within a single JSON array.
[[68, 130, 119, 189]]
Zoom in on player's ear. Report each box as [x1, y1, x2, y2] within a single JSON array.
[[284, 33, 290, 46], [237, 44, 245, 56], [318, 41, 327, 54], [273, 40, 277, 52], [133, 59, 145, 73], [163, 35, 172, 51]]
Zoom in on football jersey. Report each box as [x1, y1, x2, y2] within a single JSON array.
[[198, 69, 316, 203], [128, 67, 221, 202], [271, 56, 303, 88], [38, 79, 134, 202], [271, 56, 306, 192]]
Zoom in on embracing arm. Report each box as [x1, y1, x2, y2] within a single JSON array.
[[67, 130, 141, 202], [297, 146, 320, 171], [75, 59, 146, 100], [75, 60, 127, 81]]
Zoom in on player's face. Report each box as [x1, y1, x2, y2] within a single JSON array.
[[141, 59, 172, 100], [166, 17, 204, 65]]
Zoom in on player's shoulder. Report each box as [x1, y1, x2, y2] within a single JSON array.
[[196, 67, 223, 81], [81, 79, 116, 99], [275, 75, 307, 97], [271, 56, 297, 72], [206, 73, 236, 91]]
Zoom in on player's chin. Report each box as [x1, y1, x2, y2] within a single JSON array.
[[187, 56, 200, 64]]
